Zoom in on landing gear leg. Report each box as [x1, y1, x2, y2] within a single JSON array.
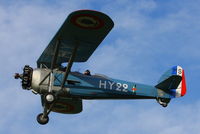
[[37, 98, 57, 125]]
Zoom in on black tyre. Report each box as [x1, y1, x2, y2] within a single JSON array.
[[37, 113, 49, 125], [162, 104, 168, 107]]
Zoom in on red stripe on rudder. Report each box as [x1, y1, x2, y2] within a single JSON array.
[[181, 70, 187, 96]]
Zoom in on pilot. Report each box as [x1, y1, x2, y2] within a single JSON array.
[[84, 70, 91, 76]]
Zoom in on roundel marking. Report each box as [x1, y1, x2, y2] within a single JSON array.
[[71, 14, 104, 29]]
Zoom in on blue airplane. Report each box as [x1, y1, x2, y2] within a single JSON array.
[[14, 10, 187, 125]]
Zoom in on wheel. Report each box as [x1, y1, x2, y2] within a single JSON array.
[[44, 93, 56, 104], [37, 113, 49, 125], [162, 103, 168, 107], [156, 98, 169, 107], [157, 98, 164, 105]]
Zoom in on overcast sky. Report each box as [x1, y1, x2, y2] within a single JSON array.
[[1, 0, 200, 133]]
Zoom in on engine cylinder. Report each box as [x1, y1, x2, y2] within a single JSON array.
[[21, 65, 33, 89]]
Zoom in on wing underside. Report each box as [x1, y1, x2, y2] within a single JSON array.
[[41, 96, 83, 114]]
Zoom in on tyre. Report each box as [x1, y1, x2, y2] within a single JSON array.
[[37, 113, 49, 125]]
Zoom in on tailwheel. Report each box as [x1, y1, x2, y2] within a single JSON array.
[[44, 93, 56, 104], [156, 98, 170, 108], [162, 103, 168, 107], [37, 113, 49, 125]]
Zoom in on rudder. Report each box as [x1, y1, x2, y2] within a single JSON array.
[[155, 66, 186, 98]]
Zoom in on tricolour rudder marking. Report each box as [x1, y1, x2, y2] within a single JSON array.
[[172, 66, 187, 97], [181, 69, 186, 96]]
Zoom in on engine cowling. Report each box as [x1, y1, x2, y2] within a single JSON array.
[[31, 68, 51, 91], [15, 66, 67, 94]]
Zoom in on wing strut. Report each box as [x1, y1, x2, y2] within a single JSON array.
[[50, 40, 61, 70], [60, 41, 79, 90], [48, 40, 61, 92]]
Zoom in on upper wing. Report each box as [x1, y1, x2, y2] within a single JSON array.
[[37, 10, 114, 68]]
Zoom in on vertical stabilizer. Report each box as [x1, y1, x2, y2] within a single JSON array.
[[156, 66, 187, 98]]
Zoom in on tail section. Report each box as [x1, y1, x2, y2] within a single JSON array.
[[156, 66, 187, 98]]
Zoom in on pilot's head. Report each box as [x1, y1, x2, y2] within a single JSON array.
[[84, 70, 91, 75]]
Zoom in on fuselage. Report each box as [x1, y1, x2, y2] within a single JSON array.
[[31, 68, 159, 100]]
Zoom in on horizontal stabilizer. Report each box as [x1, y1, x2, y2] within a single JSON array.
[[155, 75, 182, 90]]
